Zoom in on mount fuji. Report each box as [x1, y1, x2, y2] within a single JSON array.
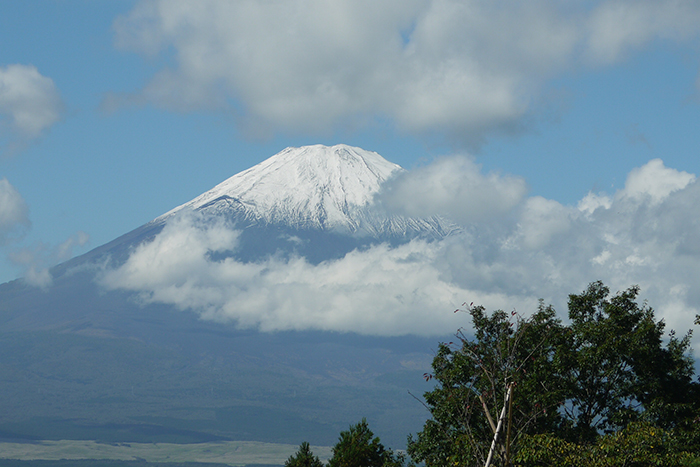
[[0, 145, 453, 450], [68, 144, 454, 270]]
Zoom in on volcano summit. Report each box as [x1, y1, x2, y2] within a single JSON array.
[[161, 144, 406, 233]]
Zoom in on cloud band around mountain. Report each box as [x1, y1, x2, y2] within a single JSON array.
[[101, 157, 700, 346]]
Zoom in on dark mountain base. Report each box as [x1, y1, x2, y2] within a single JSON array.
[[0, 272, 439, 448]]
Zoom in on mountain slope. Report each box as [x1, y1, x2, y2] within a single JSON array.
[[58, 144, 455, 271], [0, 144, 448, 449]]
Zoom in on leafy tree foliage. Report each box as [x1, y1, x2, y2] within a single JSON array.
[[285, 441, 324, 467], [407, 301, 566, 466], [515, 421, 697, 467], [408, 282, 700, 467], [328, 418, 404, 467], [558, 282, 698, 443]]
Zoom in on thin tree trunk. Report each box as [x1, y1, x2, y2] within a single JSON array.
[[505, 384, 514, 466], [484, 384, 513, 467], [480, 394, 497, 434]]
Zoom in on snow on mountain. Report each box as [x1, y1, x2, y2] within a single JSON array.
[[158, 144, 453, 237]]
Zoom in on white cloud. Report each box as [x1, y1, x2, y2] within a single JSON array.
[[0, 178, 29, 244], [111, 0, 700, 145], [0, 64, 64, 152], [586, 0, 700, 65], [578, 191, 613, 215], [619, 158, 695, 204], [379, 155, 527, 223], [513, 196, 573, 250], [100, 159, 700, 349], [100, 211, 483, 336]]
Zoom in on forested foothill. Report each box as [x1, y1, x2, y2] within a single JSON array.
[[292, 281, 700, 467]]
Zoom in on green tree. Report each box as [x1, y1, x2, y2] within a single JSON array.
[[328, 418, 401, 467], [407, 302, 567, 466], [559, 282, 697, 443], [285, 441, 324, 467], [408, 282, 700, 466]]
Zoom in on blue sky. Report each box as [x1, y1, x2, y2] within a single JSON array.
[[3, 1, 700, 338]]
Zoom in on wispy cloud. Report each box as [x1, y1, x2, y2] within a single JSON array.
[[585, 0, 700, 65], [0, 64, 79, 285], [9, 231, 90, 288], [0, 178, 30, 244], [109, 0, 700, 147]]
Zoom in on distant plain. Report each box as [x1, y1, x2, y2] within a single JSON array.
[[0, 439, 333, 466]]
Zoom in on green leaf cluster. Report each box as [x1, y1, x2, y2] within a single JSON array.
[[515, 421, 697, 467]]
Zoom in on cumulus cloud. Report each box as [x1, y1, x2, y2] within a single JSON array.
[[619, 158, 695, 204], [100, 158, 700, 348], [379, 155, 527, 223], [110, 0, 700, 145], [0, 64, 64, 152]]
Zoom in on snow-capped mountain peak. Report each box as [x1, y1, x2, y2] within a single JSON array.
[[159, 144, 451, 237]]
